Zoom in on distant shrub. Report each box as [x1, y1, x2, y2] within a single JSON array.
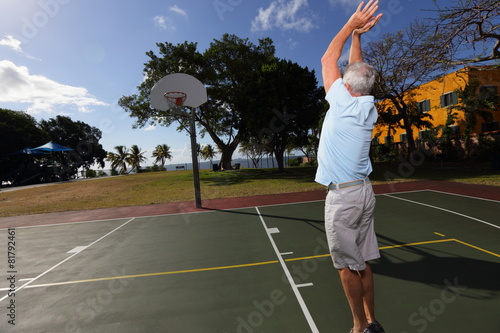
[[86, 169, 97, 178]]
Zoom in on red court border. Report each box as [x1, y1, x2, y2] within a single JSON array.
[[1, 181, 498, 228]]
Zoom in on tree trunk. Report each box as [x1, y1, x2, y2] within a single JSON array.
[[218, 141, 239, 171], [391, 97, 416, 157], [274, 144, 286, 172], [400, 107, 417, 156]]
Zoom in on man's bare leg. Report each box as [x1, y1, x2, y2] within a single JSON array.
[[360, 262, 375, 324], [338, 268, 368, 332]]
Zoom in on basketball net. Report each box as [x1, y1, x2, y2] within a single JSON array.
[[164, 92, 187, 109]]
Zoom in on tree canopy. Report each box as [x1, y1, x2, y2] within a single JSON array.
[[242, 59, 323, 170], [40, 115, 107, 169], [119, 34, 322, 170], [1, 110, 107, 185]]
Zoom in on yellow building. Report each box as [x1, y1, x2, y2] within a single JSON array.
[[374, 65, 500, 144]]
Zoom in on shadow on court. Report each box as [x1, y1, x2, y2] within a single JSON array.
[[372, 234, 500, 298], [205, 207, 326, 234]]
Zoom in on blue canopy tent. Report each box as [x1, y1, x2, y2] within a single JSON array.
[[33, 141, 74, 152], [7, 147, 50, 156], [3, 142, 76, 184]]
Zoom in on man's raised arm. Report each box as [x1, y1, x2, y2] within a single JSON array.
[[321, 0, 382, 93], [349, 13, 383, 64]]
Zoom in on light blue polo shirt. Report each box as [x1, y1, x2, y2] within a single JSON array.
[[315, 78, 378, 186]]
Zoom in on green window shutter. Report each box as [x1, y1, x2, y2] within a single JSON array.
[[440, 95, 445, 107], [425, 99, 431, 112], [452, 92, 458, 105]]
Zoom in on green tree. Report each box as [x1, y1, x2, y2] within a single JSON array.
[[242, 59, 323, 171], [200, 144, 216, 167], [127, 145, 147, 172], [106, 146, 129, 175], [118, 34, 276, 171], [376, 106, 403, 141], [452, 76, 497, 157], [152, 144, 173, 169], [0, 109, 49, 183], [39, 115, 107, 169], [238, 138, 267, 168]]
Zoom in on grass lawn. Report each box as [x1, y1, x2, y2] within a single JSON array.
[[0, 161, 499, 217]]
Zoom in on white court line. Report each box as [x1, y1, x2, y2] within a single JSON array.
[[384, 194, 500, 230], [0, 217, 135, 303], [255, 207, 319, 333], [268, 227, 280, 234], [427, 189, 500, 203], [297, 283, 314, 288], [0, 189, 437, 232]]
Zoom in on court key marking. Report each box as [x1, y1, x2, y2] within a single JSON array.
[[0, 218, 136, 303], [255, 206, 319, 333], [5, 236, 499, 292]]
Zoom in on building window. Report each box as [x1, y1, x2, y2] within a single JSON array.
[[384, 136, 393, 144], [440, 92, 458, 107], [372, 137, 380, 145], [400, 133, 408, 142], [417, 99, 431, 113], [418, 130, 432, 140]]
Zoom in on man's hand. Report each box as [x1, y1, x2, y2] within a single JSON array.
[[348, 0, 381, 31], [321, 0, 382, 93], [354, 13, 383, 35], [349, 2, 383, 64]]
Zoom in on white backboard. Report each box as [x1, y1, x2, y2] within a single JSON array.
[[150, 73, 207, 111]]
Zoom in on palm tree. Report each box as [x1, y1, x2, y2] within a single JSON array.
[[106, 146, 129, 175], [127, 145, 146, 172], [201, 144, 216, 168], [152, 144, 173, 169]]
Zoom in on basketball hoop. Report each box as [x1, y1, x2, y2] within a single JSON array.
[[164, 91, 187, 108]]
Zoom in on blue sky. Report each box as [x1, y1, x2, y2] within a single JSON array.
[[0, 0, 447, 167]]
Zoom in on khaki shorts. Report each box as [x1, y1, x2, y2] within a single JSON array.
[[324, 181, 380, 271]]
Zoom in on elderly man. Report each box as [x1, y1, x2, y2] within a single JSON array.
[[316, 1, 385, 333]]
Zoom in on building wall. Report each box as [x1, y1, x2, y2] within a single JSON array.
[[374, 66, 500, 144]]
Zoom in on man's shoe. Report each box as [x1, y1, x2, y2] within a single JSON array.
[[368, 320, 385, 333]]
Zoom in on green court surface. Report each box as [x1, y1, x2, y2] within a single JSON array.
[[1, 189, 499, 332]]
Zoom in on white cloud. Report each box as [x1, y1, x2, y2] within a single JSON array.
[[169, 5, 187, 17], [144, 124, 156, 131], [0, 60, 108, 114], [0, 34, 41, 61], [251, 0, 317, 33], [170, 142, 193, 164], [153, 15, 176, 31], [0, 34, 22, 52]]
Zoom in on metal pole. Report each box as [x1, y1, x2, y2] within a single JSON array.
[[189, 107, 202, 208]]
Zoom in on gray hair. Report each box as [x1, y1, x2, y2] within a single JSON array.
[[343, 62, 376, 96]]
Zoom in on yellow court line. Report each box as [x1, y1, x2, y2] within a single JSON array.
[[452, 239, 500, 258], [434, 232, 446, 237], [280, 239, 457, 262], [378, 238, 455, 250], [26, 260, 279, 289], [25, 238, 500, 289], [285, 254, 330, 262]]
